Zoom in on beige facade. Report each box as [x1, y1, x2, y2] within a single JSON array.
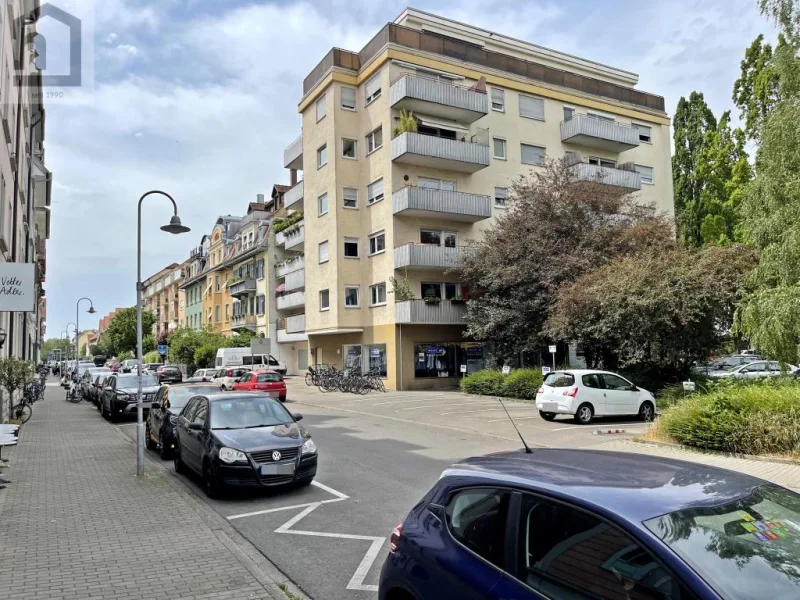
[[142, 263, 185, 340], [285, 9, 674, 390]]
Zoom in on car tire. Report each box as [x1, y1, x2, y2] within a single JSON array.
[[574, 403, 594, 425], [639, 401, 655, 422], [203, 461, 223, 498], [539, 411, 556, 421], [220, 385, 227, 391], [101, 402, 108, 419], [279, 396, 287, 403], [145, 422, 156, 450], [158, 430, 170, 460], [174, 450, 186, 474]]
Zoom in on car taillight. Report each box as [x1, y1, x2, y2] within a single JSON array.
[[563, 387, 579, 398], [389, 522, 403, 554]]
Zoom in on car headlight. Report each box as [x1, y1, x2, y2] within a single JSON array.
[[219, 447, 248, 464], [169, 415, 178, 425], [302, 438, 317, 456]]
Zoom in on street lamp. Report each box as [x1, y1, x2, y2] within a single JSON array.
[[76, 298, 96, 360], [136, 191, 190, 476], [65, 323, 77, 360]]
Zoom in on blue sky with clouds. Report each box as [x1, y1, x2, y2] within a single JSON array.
[[41, 0, 775, 337]]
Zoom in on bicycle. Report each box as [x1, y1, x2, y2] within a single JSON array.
[[65, 381, 82, 403], [10, 395, 34, 424]]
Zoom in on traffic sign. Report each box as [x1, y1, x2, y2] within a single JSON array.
[[502, 365, 511, 375], [682, 381, 696, 392], [460, 364, 467, 373], [157, 345, 168, 356], [542, 366, 551, 374], [549, 345, 557, 354]]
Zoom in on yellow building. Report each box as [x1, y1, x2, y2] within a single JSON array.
[[278, 8, 674, 390], [141, 263, 185, 340]]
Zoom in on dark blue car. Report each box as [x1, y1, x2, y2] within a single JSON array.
[[379, 449, 800, 600]]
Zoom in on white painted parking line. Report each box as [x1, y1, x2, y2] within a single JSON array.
[[551, 424, 643, 432], [487, 415, 541, 423], [311, 479, 350, 500], [441, 406, 530, 415], [400, 401, 490, 411], [227, 480, 348, 520], [371, 398, 443, 407]]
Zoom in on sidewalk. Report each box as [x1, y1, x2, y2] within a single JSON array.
[[0, 383, 304, 600]]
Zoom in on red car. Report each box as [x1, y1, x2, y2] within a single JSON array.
[[232, 369, 287, 402]]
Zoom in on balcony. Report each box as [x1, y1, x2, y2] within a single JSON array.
[[282, 223, 304, 250], [390, 74, 488, 124], [229, 279, 256, 298], [392, 186, 491, 222], [560, 114, 640, 152], [395, 300, 467, 325], [276, 255, 304, 278], [231, 314, 257, 332], [392, 132, 489, 173], [277, 291, 305, 310], [284, 134, 303, 170], [394, 243, 475, 271], [277, 314, 308, 343], [284, 180, 304, 210], [567, 161, 642, 192], [285, 269, 305, 293]]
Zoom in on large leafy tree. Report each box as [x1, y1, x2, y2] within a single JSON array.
[[102, 307, 156, 356], [41, 338, 74, 358], [732, 34, 785, 141]]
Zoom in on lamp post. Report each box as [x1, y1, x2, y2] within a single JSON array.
[[76, 298, 96, 360], [65, 323, 77, 360], [136, 191, 190, 476]]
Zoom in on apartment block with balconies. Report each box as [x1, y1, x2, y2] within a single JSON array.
[[280, 7, 673, 390]]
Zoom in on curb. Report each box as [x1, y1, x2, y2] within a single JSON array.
[[631, 437, 800, 466]]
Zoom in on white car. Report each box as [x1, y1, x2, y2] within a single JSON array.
[[212, 367, 250, 390], [535, 369, 656, 425], [719, 361, 798, 380], [186, 368, 217, 383]]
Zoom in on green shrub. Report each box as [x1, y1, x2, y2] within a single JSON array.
[[500, 368, 544, 400], [460, 370, 504, 396]]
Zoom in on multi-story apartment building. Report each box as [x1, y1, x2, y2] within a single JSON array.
[[180, 236, 210, 330], [98, 308, 125, 335], [142, 263, 185, 340], [280, 8, 673, 390], [0, 0, 51, 363], [204, 216, 241, 334], [228, 200, 270, 338]]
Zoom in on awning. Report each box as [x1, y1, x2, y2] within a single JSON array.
[[417, 115, 468, 134]]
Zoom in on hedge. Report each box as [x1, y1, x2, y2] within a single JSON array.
[[460, 368, 544, 400]]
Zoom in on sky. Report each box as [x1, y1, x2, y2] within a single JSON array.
[[40, 0, 776, 337]]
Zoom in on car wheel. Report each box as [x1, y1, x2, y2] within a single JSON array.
[[145, 422, 156, 450], [279, 396, 287, 403], [203, 462, 223, 498], [539, 411, 556, 421], [574, 403, 594, 425], [220, 385, 227, 391], [174, 450, 186, 474], [158, 430, 170, 460], [639, 401, 655, 422], [101, 402, 108, 419]]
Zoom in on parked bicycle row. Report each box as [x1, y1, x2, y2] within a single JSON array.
[[305, 364, 387, 394]]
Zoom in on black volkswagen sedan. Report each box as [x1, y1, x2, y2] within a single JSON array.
[[146, 383, 221, 459], [173, 392, 317, 497]]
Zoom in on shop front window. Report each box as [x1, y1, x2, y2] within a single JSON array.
[[415, 343, 458, 378], [366, 344, 387, 377], [343, 345, 362, 371], [342, 343, 387, 378]]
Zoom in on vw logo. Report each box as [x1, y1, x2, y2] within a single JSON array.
[[272, 451, 282, 461]]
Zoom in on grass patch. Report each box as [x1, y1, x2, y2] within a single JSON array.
[[460, 368, 544, 401], [277, 583, 302, 600]]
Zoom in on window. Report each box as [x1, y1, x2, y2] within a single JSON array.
[[588, 111, 615, 122], [421, 229, 457, 247], [368, 231, 385, 255], [214, 306, 220, 322], [367, 178, 384, 205], [316, 93, 326, 122], [589, 156, 616, 168], [492, 137, 506, 160], [319, 289, 330, 311], [421, 282, 443, 299], [582, 373, 601, 388], [446, 488, 510, 569], [318, 240, 329, 264], [563, 106, 575, 121], [365, 73, 381, 105], [317, 144, 327, 169], [344, 286, 360, 307], [494, 187, 508, 208], [491, 87, 505, 111], [341, 86, 356, 110], [418, 177, 456, 191], [257, 295, 265, 315], [370, 283, 386, 306], [601, 373, 634, 391], [635, 164, 654, 184], [366, 127, 383, 153], [344, 237, 359, 258], [634, 123, 652, 143], [343, 187, 358, 209], [521, 144, 546, 166], [515, 494, 676, 600], [519, 94, 545, 120], [342, 138, 357, 159], [317, 192, 328, 216], [215, 275, 220, 292]]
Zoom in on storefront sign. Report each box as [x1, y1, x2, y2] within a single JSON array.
[[0, 263, 35, 312], [465, 345, 484, 358], [426, 346, 446, 356], [370, 348, 382, 357]]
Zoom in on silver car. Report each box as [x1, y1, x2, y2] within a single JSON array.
[[722, 361, 798, 379]]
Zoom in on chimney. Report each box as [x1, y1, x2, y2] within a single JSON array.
[[290, 169, 298, 186], [256, 193, 265, 204]]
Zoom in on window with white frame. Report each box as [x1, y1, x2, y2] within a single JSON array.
[[635, 164, 654, 184], [317, 144, 327, 168], [368, 231, 385, 255], [491, 87, 505, 111], [316, 93, 327, 122], [367, 178, 384, 205], [521, 143, 546, 166], [366, 127, 383, 153], [494, 187, 508, 208], [420, 229, 457, 247], [370, 282, 387, 306], [365, 73, 381, 105], [343, 187, 358, 209], [344, 237, 359, 258], [317, 192, 328, 216], [341, 86, 356, 110], [318, 240, 329, 264], [344, 286, 360, 307], [493, 137, 506, 160], [519, 94, 545, 120], [587, 111, 615, 122], [634, 124, 652, 143], [563, 106, 575, 121], [589, 156, 616, 168], [342, 138, 357, 159], [418, 177, 455, 191], [319, 289, 330, 311]]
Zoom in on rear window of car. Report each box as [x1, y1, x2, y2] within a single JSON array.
[[544, 373, 575, 387], [257, 373, 283, 383], [161, 366, 178, 372]]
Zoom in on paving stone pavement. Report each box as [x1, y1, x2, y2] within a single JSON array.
[[0, 383, 305, 600]]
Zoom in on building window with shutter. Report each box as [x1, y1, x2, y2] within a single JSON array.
[[341, 86, 356, 110], [367, 178, 384, 205], [521, 143, 546, 166], [494, 187, 508, 208], [519, 94, 545, 120], [343, 187, 358, 209], [316, 93, 326, 122], [634, 164, 654, 185], [365, 72, 382, 105], [634, 124, 652, 143], [491, 87, 505, 111]]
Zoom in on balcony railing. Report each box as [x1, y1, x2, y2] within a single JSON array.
[[566, 161, 642, 192], [391, 132, 490, 173], [229, 279, 257, 297], [560, 114, 640, 152], [284, 223, 305, 250], [285, 269, 305, 292], [231, 314, 257, 331], [390, 74, 488, 124], [277, 313, 308, 343], [284, 180, 304, 209], [395, 300, 468, 325], [392, 186, 491, 222], [277, 291, 305, 310], [284, 134, 303, 170], [394, 243, 475, 270], [276, 255, 304, 278]]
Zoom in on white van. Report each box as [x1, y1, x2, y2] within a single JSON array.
[[215, 348, 287, 375]]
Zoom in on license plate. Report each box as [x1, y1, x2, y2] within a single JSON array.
[[542, 402, 559, 411], [260, 463, 295, 476]]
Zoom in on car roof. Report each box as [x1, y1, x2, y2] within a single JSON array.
[[445, 449, 765, 522], [250, 369, 279, 374], [164, 382, 219, 388], [545, 369, 622, 377], [204, 391, 279, 402]]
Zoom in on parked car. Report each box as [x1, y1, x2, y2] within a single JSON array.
[[186, 368, 216, 383], [232, 370, 287, 402], [379, 449, 800, 600], [714, 360, 800, 380], [213, 367, 249, 390], [100, 373, 160, 421], [157, 365, 183, 384], [142, 362, 163, 375], [702, 354, 761, 377], [120, 359, 138, 373], [80, 367, 112, 400], [146, 383, 221, 459], [89, 373, 112, 405], [92, 355, 107, 367], [173, 392, 317, 497], [535, 369, 655, 424]]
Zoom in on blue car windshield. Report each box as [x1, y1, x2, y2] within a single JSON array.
[[644, 484, 800, 599]]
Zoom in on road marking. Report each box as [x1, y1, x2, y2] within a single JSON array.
[[551, 423, 642, 431], [487, 415, 543, 423], [227, 480, 347, 520], [400, 401, 490, 411], [370, 398, 442, 407], [311, 479, 350, 500], [441, 406, 531, 415]]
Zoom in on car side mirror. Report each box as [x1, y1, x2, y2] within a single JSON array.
[[293, 413, 303, 422], [188, 422, 203, 431], [629, 386, 639, 392], [151, 402, 159, 410]]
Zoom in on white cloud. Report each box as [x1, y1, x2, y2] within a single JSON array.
[[104, 32, 118, 44]]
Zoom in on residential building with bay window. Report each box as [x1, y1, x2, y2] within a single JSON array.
[[278, 7, 674, 389]]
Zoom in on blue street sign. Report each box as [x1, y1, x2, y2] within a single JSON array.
[[157, 345, 168, 356]]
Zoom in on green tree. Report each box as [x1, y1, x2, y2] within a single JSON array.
[[0, 357, 35, 413], [103, 307, 156, 356], [194, 343, 218, 368], [168, 327, 232, 372], [733, 34, 784, 141], [41, 338, 74, 359], [143, 350, 161, 363]]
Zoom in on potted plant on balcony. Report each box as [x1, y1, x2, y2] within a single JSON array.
[[390, 274, 415, 302], [392, 109, 418, 138], [423, 296, 442, 306]]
